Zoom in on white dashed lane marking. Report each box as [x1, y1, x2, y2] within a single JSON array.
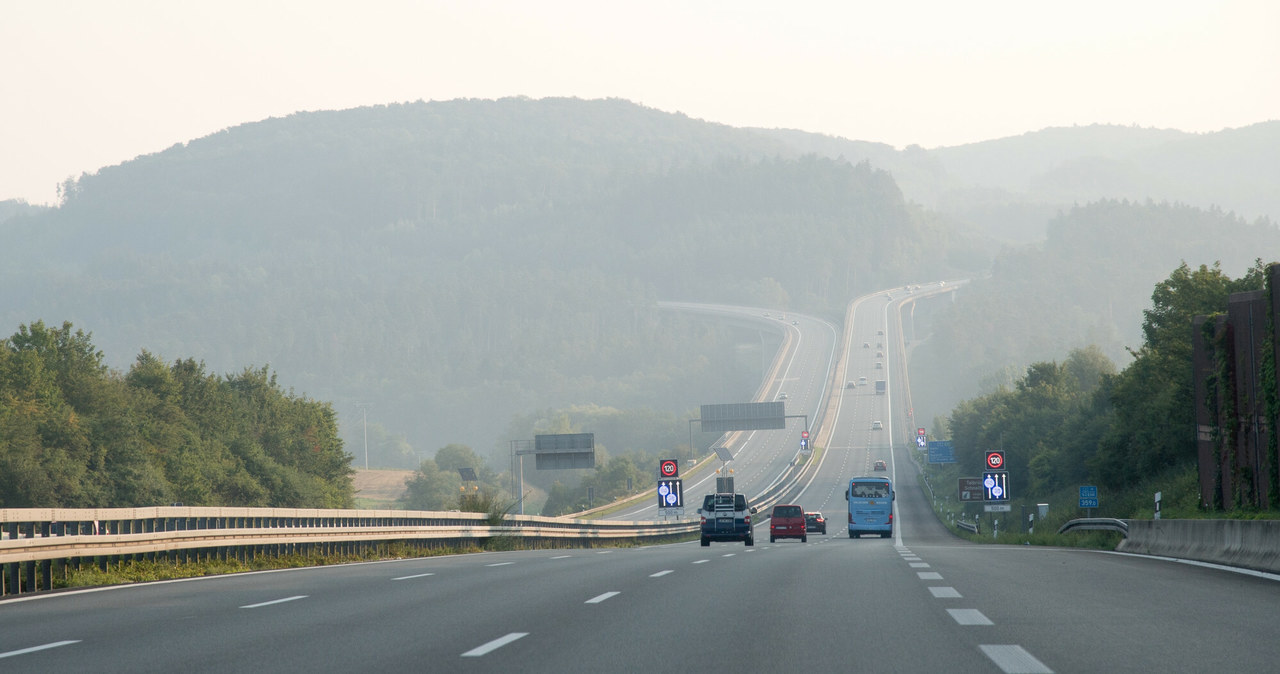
[[980, 645, 1054, 673], [585, 591, 620, 604], [486, 562, 514, 567], [392, 573, 434, 581], [240, 596, 307, 609], [692, 560, 709, 564], [650, 570, 674, 577], [0, 641, 80, 660], [929, 586, 962, 598], [461, 633, 528, 657], [947, 608, 993, 625], [909, 562, 931, 568], [918, 572, 943, 580]]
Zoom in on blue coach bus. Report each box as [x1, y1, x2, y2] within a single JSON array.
[[846, 477, 894, 538]]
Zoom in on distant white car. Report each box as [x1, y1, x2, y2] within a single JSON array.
[[777, 392, 788, 400], [872, 421, 883, 430]]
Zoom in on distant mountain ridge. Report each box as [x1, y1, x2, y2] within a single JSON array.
[[1, 96, 1274, 466], [1, 97, 965, 463], [756, 120, 1279, 243]]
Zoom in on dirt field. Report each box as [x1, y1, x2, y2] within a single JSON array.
[[352, 469, 414, 504]]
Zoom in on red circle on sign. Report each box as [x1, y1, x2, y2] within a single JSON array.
[[660, 460, 678, 477], [801, 431, 809, 439], [986, 452, 1004, 470]]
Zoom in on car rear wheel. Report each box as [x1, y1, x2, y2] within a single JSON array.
[[770, 535, 776, 543], [745, 536, 753, 546], [701, 536, 709, 546], [801, 535, 807, 543], [849, 531, 857, 539]]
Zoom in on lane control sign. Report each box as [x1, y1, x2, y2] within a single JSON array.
[[983, 471, 1009, 501], [657, 479, 683, 508]]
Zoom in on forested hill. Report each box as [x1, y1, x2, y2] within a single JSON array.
[[760, 121, 1280, 244], [1, 98, 981, 467]]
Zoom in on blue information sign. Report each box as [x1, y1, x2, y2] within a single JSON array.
[[1079, 485, 1098, 509], [927, 440, 956, 464]]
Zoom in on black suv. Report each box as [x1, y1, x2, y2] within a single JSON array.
[[699, 493, 756, 546]]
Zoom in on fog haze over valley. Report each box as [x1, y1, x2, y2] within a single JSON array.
[[3, 97, 1276, 475]]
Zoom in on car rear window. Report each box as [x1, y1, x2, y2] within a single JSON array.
[[774, 505, 802, 517]]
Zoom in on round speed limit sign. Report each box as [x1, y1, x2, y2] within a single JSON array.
[[659, 459, 679, 477]]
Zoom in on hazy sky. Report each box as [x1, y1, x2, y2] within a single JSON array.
[[4, 1, 1277, 205]]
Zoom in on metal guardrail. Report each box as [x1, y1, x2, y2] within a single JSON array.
[[0, 507, 698, 598], [1057, 518, 1129, 537], [956, 520, 979, 534]]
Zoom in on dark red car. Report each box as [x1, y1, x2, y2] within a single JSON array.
[[770, 504, 807, 543]]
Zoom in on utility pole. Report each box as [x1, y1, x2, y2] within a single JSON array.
[[354, 402, 372, 470]]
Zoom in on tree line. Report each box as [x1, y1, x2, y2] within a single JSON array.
[[0, 321, 353, 508], [945, 260, 1272, 509]]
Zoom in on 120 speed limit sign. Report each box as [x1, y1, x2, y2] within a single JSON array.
[[659, 459, 679, 477]]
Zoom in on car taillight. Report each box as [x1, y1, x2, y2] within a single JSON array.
[[700, 516, 706, 525], [745, 515, 751, 524]]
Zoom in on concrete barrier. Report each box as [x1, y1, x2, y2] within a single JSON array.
[[1117, 519, 1280, 574]]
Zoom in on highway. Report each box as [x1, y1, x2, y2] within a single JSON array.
[[2, 289, 1279, 671], [609, 302, 839, 521]]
